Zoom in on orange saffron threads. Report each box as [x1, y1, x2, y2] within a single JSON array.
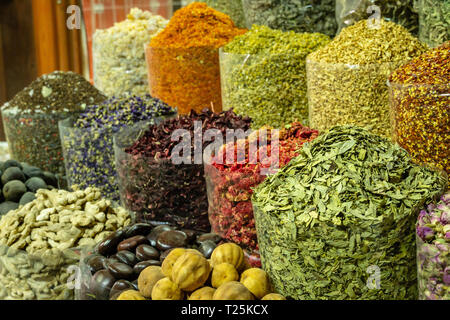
[[146, 2, 247, 115]]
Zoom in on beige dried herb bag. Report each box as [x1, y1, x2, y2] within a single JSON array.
[[306, 19, 428, 138]]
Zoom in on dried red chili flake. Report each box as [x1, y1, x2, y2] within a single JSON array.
[[116, 108, 251, 232], [204, 122, 318, 252]]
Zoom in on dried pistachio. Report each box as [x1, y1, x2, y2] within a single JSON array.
[[252, 125, 448, 300]]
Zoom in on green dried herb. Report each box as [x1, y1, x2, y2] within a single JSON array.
[[336, 0, 419, 35], [1, 71, 107, 175], [242, 0, 337, 37], [222, 25, 330, 128], [416, 0, 450, 47], [252, 125, 448, 300], [306, 19, 428, 138]]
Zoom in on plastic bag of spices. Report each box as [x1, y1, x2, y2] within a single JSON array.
[[242, 0, 337, 37], [0, 186, 131, 300], [416, 193, 450, 300], [388, 42, 449, 175], [114, 108, 252, 232], [335, 0, 419, 35], [92, 8, 168, 97], [0, 244, 81, 300], [145, 3, 246, 115], [415, 0, 450, 48], [252, 125, 448, 300], [183, 0, 246, 28], [306, 19, 428, 138], [204, 123, 318, 260]]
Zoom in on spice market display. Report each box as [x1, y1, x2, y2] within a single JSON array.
[[0, 1, 448, 302]]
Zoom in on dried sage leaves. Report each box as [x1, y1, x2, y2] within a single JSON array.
[[252, 125, 448, 300]]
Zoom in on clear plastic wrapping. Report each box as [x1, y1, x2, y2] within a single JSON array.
[[335, 0, 419, 35], [114, 122, 210, 232], [416, 234, 450, 300], [1, 108, 80, 176], [306, 60, 400, 138], [0, 244, 81, 300], [241, 0, 337, 37], [146, 45, 223, 115], [416, 0, 450, 48], [388, 82, 449, 175]]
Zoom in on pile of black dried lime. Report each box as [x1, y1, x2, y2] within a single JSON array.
[[1, 71, 107, 175], [0, 159, 63, 216]]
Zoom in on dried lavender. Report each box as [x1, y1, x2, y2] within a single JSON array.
[[115, 108, 251, 231]]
